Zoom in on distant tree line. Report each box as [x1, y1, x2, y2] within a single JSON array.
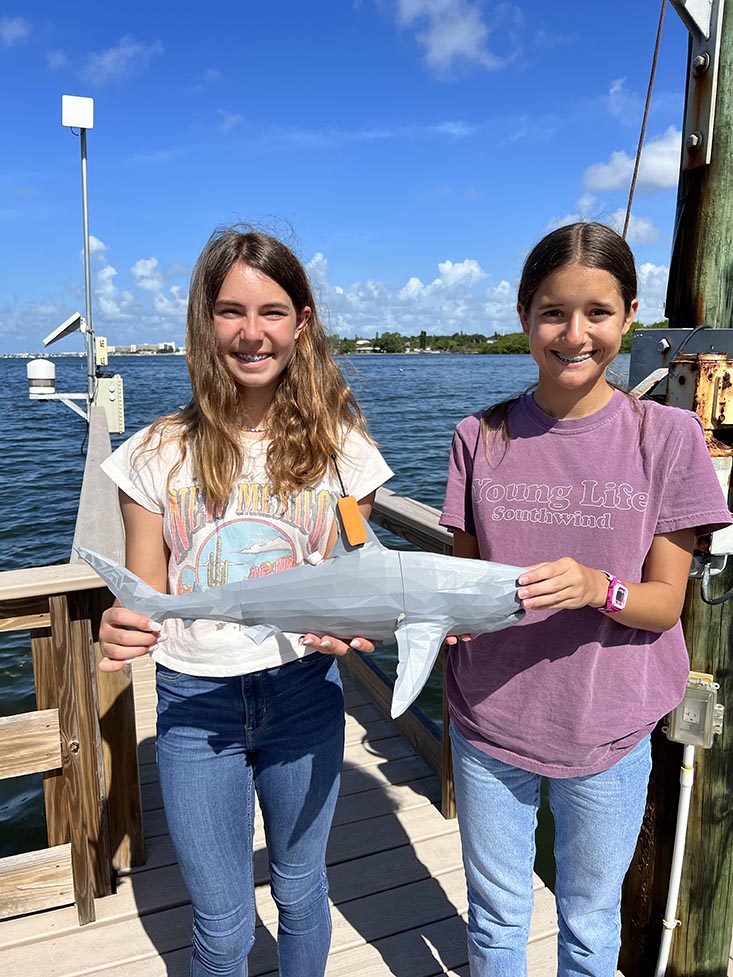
[[330, 321, 668, 355]]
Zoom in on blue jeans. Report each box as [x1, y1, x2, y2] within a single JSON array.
[[155, 653, 345, 977], [449, 723, 651, 977]]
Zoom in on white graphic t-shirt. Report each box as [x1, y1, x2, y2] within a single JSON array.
[[101, 427, 393, 676]]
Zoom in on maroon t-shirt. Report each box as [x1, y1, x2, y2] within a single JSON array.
[[440, 390, 731, 777]]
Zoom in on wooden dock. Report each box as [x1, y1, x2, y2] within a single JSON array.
[[0, 654, 563, 977]]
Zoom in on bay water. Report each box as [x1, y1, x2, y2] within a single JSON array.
[[0, 352, 628, 860]]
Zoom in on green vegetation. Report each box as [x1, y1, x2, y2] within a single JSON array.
[[330, 321, 668, 355], [620, 320, 668, 353]]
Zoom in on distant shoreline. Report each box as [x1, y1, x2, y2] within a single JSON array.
[[0, 351, 186, 359], [0, 349, 532, 359]]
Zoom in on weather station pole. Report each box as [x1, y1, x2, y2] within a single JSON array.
[[79, 125, 95, 407], [62, 95, 96, 409], [28, 97, 124, 434]]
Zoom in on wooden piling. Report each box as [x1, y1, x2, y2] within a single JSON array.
[[621, 4, 733, 973]]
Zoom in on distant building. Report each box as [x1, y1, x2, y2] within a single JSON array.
[[107, 341, 181, 354]]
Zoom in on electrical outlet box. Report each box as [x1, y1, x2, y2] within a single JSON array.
[[95, 374, 125, 434], [95, 336, 108, 367], [665, 672, 722, 748]]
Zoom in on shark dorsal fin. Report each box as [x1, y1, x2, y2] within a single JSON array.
[[330, 505, 386, 558]]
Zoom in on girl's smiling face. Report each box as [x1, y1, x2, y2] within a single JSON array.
[[214, 261, 310, 410], [518, 262, 638, 418]]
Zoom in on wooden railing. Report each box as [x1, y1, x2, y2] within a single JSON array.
[[350, 487, 456, 818], [0, 413, 455, 927], [0, 568, 144, 924], [0, 409, 143, 925]]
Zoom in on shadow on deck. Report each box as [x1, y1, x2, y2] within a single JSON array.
[[0, 656, 560, 977]]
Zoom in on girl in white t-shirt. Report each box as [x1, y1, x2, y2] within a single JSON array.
[[99, 227, 392, 977]]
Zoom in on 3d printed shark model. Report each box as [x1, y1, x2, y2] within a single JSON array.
[[77, 517, 526, 718]]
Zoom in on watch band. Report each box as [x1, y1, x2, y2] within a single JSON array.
[[600, 571, 629, 614]]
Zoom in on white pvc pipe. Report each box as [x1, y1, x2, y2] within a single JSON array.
[[654, 744, 696, 977]]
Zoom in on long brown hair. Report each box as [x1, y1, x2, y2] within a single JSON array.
[[484, 222, 639, 451], [140, 227, 370, 506]]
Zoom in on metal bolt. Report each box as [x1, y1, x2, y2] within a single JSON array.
[[686, 131, 702, 151], [67, 738, 80, 754], [692, 52, 710, 77]]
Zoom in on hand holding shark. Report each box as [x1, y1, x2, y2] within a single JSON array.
[[78, 515, 526, 717]]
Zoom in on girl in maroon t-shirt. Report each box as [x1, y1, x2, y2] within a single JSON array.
[[440, 222, 731, 977]]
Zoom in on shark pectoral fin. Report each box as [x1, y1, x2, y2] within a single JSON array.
[[391, 621, 446, 720], [244, 624, 278, 645]]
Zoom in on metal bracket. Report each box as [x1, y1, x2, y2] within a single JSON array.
[[671, 0, 726, 169], [701, 559, 733, 604]]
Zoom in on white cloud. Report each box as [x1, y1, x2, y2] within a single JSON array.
[[131, 256, 188, 316], [226, 118, 479, 152], [608, 209, 660, 244], [306, 235, 670, 339], [437, 257, 487, 287], [607, 78, 642, 127], [309, 251, 517, 336], [395, 0, 522, 73], [130, 147, 181, 165], [638, 127, 682, 188], [218, 109, 244, 133], [534, 28, 576, 49], [96, 264, 136, 320], [130, 257, 163, 293], [47, 50, 69, 70], [74, 235, 137, 320], [80, 35, 163, 86], [545, 193, 602, 230], [88, 235, 108, 257], [637, 262, 669, 322], [584, 126, 681, 193], [33, 302, 63, 317], [0, 16, 30, 47], [545, 195, 661, 245], [431, 120, 476, 138]]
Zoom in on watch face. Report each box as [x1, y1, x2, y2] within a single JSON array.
[[610, 581, 628, 611], [602, 573, 628, 613]]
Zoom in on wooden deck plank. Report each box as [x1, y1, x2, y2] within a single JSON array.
[[0, 658, 563, 977], [0, 832, 470, 951], [0, 870, 558, 977]]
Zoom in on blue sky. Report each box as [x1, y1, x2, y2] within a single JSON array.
[[1, 1, 689, 354]]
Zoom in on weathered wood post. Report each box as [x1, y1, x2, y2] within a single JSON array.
[[72, 406, 145, 870], [621, 2, 733, 974]]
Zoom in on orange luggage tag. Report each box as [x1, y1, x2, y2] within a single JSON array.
[[332, 453, 367, 547], [337, 495, 367, 547]]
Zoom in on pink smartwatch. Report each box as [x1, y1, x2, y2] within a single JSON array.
[[600, 571, 628, 613]]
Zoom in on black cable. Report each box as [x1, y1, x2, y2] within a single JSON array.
[[330, 453, 347, 497], [672, 323, 712, 357], [700, 563, 733, 605]]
